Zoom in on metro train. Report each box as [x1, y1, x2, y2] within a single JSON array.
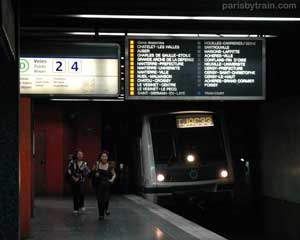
[[136, 111, 234, 203]]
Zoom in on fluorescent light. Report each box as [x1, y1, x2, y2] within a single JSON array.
[[50, 99, 91, 101], [220, 34, 257, 37], [75, 14, 191, 20], [198, 34, 220, 37], [67, 32, 95, 35], [194, 16, 300, 21], [56, 31, 278, 38], [263, 35, 278, 38], [66, 32, 125, 36], [128, 33, 198, 37], [50, 98, 124, 101], [72, 14, 300, 22], [91, 98, 124, 101], [220, 34, 278, 38]]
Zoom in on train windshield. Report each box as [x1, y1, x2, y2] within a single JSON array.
[[150, 113, 226, 166]]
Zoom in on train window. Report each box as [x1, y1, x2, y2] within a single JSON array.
[[150, 114, 226, 166], [151, 131, 174, 164], [176, 125, 225, 164], [151, 115, 176, 130]]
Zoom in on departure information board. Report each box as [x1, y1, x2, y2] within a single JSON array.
[[20, 43, 120, 97], [126, 37, 265, 100]]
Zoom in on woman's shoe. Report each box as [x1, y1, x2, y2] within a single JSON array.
[[105, 210, 110, 216]]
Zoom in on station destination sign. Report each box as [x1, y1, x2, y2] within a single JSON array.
[[126, 37, 265, 100], [176, 114, 214, 128], [20, 43, 120, 97]]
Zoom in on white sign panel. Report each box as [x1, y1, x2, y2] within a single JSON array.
[[20, 57, 119, 96]]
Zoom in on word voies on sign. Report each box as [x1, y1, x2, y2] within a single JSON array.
[[20, 43, 120, 97], [176, 114, 214, 128]]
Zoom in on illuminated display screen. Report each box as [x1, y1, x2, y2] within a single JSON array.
[[176, 114, 214, 128], [20, 43, 120, 97], [126, 37, 265, 100]]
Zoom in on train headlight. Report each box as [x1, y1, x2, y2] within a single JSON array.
[[220, 169, 228, 178], [186, 154, 195, 163], [157, 174, 165, 182]]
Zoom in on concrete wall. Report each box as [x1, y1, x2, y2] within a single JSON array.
[[260, 97, 300, 239]]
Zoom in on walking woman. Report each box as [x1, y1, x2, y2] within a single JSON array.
[[67, 149, 90, 213], [92, 150, 116, 220]]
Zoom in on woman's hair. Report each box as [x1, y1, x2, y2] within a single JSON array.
[[98, 150, 110, 161], [72, 149, 83, 161]]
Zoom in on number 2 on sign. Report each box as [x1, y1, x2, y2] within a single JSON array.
[[56, 61, 63, 71], [54, 60, 65, 72]]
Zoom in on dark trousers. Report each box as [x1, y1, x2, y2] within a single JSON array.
[[72, 182, 85, 211], [96, 181, 110, 216]]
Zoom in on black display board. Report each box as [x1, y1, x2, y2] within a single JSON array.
[[126, 37, 265, 100]]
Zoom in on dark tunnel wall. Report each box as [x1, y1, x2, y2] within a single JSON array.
[[259, 34, 300, 240], [0, 63, 19, 239], [261, 98, 300, 203], [260, 97, 300, 240], [0, 0, 19, 238]]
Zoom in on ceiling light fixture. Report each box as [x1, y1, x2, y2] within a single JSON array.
[[73, 14, 300, 22]]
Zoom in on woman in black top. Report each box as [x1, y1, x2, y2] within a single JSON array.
[[92, 151, 116, 220], [67, 149, 90, 213]]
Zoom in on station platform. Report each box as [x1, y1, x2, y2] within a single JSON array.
[[27, 195, 227, 240]]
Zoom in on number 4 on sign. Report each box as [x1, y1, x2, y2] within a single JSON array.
[[69, 60, 81, 73], [71, 62, 78, 71]]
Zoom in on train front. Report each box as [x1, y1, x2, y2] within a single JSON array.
[[141, 111, 234, 203]]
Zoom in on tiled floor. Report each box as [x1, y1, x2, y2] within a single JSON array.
[[27, 195, 227, 240]]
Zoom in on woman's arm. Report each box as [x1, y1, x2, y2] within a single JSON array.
[[109, 168, 117, 183], [72, 175, 79, 182], [91, 162, 100, 177], [84, 162, 91, 177], [67, 160, 73, 175], [67, 160, 79, 182]]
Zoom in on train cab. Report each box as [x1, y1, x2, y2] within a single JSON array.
[[138, 111, 234, 203]]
